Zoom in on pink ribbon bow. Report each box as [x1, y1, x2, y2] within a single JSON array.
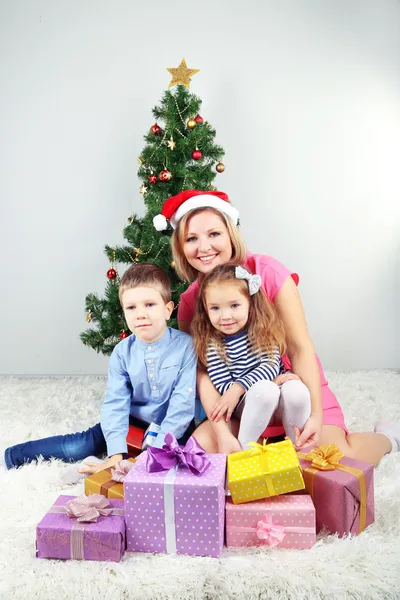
[[256, 516, 285, 547], [146, 432, 211, 475], [64, 494, 114, 523], [111, 459, 135, 482]]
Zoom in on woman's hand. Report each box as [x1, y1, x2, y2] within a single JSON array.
[[273, 373, 301, 386], [209, 383, 244, 422], [78, 453, 123, 475], [293, 413, 323, 449]]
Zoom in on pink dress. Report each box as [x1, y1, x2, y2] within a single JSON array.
[[178, 251, 348, 435]]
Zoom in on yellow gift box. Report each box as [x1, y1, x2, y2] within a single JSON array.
[[85, 457, 136, 499], [227, 439, 305, 504]]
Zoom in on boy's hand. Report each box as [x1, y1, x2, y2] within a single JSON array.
[[210, 384, 245, 422], [78, 453, 123, 475], [273, 373, 301, 386]]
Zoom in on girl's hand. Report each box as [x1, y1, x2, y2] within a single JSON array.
[[210, 384, 244, 422], [273, 373, 301, 386], [293, 414, 323, 449], [78, 453, 123, 475]]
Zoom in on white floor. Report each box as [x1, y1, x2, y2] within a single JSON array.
[[0, 372, 399, 600]]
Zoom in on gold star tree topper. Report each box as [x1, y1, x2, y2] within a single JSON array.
[[167, 58, 199, 88]]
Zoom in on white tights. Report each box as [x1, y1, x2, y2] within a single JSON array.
[[237, 380, 311, 450]]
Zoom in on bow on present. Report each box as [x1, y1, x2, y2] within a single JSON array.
[[256, 515, 285, 547], [64, 494, 115, 522], [235, 266, 262, 296], [111, 459, 135, 482], [303, 444, 344, 471], [146, 432, 211, 475]]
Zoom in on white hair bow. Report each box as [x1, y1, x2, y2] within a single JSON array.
[[235, 266, 262, 296]]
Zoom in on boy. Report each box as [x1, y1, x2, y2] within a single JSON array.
[[2, 263, 197, 477]]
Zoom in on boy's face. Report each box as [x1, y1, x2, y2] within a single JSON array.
[[121, 285, 174, 344], [205, 281, 250, 336]]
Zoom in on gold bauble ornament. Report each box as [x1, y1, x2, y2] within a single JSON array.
[[166, 58, 199, 89], [187, 118, 197, 130], [170, 260, 176, 268], [216, 161, 225, 173]]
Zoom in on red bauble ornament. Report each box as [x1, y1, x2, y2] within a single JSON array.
[[150, 123, 162, 135], [192, 149, 202, 161], [107, 268, 117, 279], [159, 169, 172, 182], [194, 114, 204, 125], [120, 330, 129, 340], [148, 173, 158, 184]]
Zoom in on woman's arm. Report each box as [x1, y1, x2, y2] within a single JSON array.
[[274, 276, 323, 445]]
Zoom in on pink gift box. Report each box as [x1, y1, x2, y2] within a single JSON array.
[[298, 448, 374, 537], [124, 452, 226, 557], [36, 495, 125, 562], [226, 495, 316, 549]]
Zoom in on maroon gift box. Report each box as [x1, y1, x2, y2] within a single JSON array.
[[297, 446, 374, 537], [36, 495, 125, 562]]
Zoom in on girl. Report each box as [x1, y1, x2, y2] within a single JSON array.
[[190, 263, 311, 450], [152, 188, 400, 464]]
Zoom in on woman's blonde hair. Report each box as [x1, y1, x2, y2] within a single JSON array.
[[170, 207, 247, 282], [191, 263, 287, 366]]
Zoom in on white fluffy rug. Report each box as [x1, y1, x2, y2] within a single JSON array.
[[1, 372, 400, 600]]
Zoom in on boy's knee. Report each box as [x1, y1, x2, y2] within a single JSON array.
[[246, 380, 280, 409], [280, 380, 310, 410]]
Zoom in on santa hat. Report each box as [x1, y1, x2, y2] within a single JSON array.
[[153, 190, 239, 231]]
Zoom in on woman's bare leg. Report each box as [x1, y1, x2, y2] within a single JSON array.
[[193, 370, 242, 454], [320, 425, 392, 467]]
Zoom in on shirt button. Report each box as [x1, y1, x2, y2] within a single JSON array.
[[188, 387, 193, 392], [148, 346, 152, 351], [152, 386, 157, 391], [149, 374, 153, 378], [147, 359, 152, 364]]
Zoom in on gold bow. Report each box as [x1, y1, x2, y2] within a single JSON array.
[[304, 444, 344, 471]]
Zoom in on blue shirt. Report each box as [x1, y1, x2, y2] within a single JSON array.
[[207, 329, 284, 394], [100, 327, 196, 456]]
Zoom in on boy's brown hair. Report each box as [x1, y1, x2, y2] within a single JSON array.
[[118, 263, 171, 304]]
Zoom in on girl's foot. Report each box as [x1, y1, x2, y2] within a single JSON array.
[[374, 421, 400, 453], [60, 456, 105, 485]]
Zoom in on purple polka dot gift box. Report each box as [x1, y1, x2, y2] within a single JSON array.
[[225, 495, 316, 549], [123, 433, 226, 557]]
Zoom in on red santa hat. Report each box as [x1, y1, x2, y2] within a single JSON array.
[[153, 189, 239, 231]]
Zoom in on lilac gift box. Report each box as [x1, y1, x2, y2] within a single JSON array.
[[226, 494, 316, 549], [124, 451, 226, 557], [36, 495, 125, 562]]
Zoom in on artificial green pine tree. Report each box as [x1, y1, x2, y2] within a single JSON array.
[[80, 59, 225, 355]]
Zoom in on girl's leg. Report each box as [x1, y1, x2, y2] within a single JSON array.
[[237, 380, 281, 449], [279, 380, 311, 443], [4, 423, 107, 469], [193, 370, 241, 454], [319, 425, 392, 467]]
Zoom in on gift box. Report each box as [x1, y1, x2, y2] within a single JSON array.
[[126, 424, 145, 456], [85, 458, 136, 499], [124, 433, 226, 557], [36, 494, 125, 562], [297, 444, 374, 536], [226, 494, 316, 549], [228, 439, 305, 504]]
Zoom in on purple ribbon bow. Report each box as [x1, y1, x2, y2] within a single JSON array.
[[146, 432, 211, 475], [64, 494, 114, 523]]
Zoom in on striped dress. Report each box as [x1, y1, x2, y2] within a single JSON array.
[[206, 329, 285, 395]]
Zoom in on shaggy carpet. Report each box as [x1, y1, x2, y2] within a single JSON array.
[[0, 372, 399, 600]]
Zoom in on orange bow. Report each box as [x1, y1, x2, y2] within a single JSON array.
[[303, 444, 344, 471]]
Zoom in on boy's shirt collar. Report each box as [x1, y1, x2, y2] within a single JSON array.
[[134, 326, 171, 352]]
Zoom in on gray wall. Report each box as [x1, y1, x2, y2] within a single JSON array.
[[1, 0, 399, 375]]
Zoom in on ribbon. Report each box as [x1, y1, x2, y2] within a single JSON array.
[[298, 444, 367, 534], [110, 459, 136, 482], [228, 520, 314, 547], [255, 514, 285, 546], [146, 432, 211, 475], [146, 434, 210, 554], [49, 494, 124, 559], [235, 266, 262, 296], [244, 439, 283, 497]]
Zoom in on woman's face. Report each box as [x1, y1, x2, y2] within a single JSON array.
[[183, 210, 233, 276]]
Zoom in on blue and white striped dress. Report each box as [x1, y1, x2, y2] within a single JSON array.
[[206, 329, 285, 395]]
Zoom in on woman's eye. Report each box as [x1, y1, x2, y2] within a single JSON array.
[[186, 236, 196, 243], [210, 231, 220, 238]]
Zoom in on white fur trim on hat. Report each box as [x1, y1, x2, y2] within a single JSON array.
[[169, 195, 239, 229], [153, 214, 168, 231]]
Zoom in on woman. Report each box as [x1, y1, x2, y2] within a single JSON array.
[[153, 189, 399, 465]]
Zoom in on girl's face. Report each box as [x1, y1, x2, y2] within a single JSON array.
[[183, 210, 233, 276], [204, 281, 250, 336]]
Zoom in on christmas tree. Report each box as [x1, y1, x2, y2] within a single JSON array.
[[80, 59, 226, 355]]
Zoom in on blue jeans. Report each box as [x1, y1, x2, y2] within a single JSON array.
[[4, 423, 107, 469], [4, 419, 195, 470]]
